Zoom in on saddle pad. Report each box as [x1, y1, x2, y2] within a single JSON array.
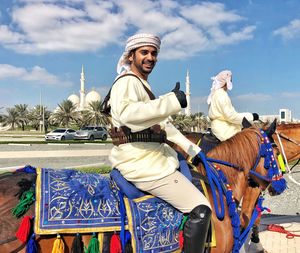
[[35, 168, 127, 234], [125, 195, 183, 253]]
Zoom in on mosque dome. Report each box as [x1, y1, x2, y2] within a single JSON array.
[[85, 90, 101, 106], [67, 94, 80, 107]]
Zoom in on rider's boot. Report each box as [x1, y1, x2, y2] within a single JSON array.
[[183, 204, 212, 253]]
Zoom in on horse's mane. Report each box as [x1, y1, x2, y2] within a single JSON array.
[[206, 127, 260, 189]]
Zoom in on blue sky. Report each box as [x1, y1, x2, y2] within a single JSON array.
[[1, 0, 300, 118]]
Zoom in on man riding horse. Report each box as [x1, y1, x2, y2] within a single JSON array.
[[207, 70, 259, 141], [106, 33, 211, 253]]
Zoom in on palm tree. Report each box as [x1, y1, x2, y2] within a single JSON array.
[[49, 100, 80, 127], [28, 105, 52, 132], [171, 114, 193, 132], [14, 104, 29, 131], [83, 100, 110, 126], [1, 108, 21, 130]]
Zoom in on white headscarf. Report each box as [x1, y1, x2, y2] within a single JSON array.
[[207, 70, 233, 105], [117, 33, 161, 75]]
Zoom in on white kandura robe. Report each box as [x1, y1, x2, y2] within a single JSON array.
[[109, 73, 200, 182], [208, 88, 254, 141]]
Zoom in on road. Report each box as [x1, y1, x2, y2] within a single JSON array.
[[0, 142, 113, 169]]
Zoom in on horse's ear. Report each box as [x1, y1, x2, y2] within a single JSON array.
[[242, 117, 252, 129], [265, 119, 277, 138]]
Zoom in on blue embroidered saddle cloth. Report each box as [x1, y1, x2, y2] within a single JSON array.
[[35, 167, 183, 252]]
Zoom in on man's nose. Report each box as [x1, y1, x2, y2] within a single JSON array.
[[146, 53, 155, 61]]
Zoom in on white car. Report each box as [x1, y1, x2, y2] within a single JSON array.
[[45, 128, 76, 141]]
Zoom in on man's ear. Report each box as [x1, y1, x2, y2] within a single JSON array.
[[128, 51, 134, 63]]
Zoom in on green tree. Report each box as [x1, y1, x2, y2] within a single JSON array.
[[28, 105, 52, 132], [81, 100, 110, 126], [171, 114, 193, 132], [49, 100, 80, 127], [171, 112, 209, 132], [14, 104, 29, 131], [1, 108, 21, 130]]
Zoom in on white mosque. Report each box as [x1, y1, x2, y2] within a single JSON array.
[[67, 66, 101, 111], [185, 70, 191, 116]]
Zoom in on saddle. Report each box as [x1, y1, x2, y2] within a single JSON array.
[[198, 130, 221, 155]]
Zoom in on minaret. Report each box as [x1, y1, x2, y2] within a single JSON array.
[[79, 65, 86, 110], [185, 70, 191, 116]]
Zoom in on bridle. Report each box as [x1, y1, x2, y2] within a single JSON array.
[[248, 129, 286, 191]]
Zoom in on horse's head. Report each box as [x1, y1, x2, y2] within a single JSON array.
[[248, 119, 286, 196]]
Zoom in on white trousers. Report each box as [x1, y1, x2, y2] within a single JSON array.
[[133, 170, 211, 213]]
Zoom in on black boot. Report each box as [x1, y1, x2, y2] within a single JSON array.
[[250, 225, 260, 243], [183, 205, 212, 253]]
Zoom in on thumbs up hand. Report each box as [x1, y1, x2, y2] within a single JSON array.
[[172, 82, 181, 92], [172, 82, 187, 108]]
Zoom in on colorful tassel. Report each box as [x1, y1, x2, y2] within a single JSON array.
[[52, 234, 64, 253], [98, 232, 104, 253], [26, 233, 38, 253], [86, 233, 99, 253], [16, 215, 32, 243], [71, 233, 83, 253], [12, 189, 35, 218], [278, 154, 286, 173], [179, 215, 188, 230], [110, 233, 122, 253], [179, 230, 184, 249]]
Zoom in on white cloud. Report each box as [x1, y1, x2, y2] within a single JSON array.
[[0, 25, 23, 44], [180, 2, 243, 27], [0, 0, 255, 58], [0, 64, 72, 87], [273, 19, 300, 40]]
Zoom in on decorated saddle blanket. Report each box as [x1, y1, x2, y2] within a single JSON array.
[[34, 167, 183, 252]]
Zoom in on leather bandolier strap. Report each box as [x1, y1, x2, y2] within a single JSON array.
[[104, 73, 167, 146], [110, 125, 167, 146]]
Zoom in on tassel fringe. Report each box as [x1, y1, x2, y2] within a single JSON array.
[[110, 233, 122, 253], [26, 233, 38, 253], [86, 233, 99, 253], [12, 189, 35, 218], [71, 233, 83, 253], [16, 215, 32, 243], [52, 234, 65, 253]]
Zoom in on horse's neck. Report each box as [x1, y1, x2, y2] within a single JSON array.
[[275, 126, 300, 161], [204, 153, 249, 203]]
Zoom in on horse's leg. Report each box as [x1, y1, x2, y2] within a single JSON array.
[[240, 187, 268, 253], [206, 191, 233, 253], [240, 186, 260, 228]]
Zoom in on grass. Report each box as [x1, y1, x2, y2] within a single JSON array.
[[72, 165, 112, 174], [0, 140, 112, 144], [0, 131, 44, 135]]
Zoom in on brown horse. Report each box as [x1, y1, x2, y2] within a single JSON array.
[[239, 122, 300, 247], [0, 125, 284, 253]]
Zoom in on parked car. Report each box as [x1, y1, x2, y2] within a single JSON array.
[[45, 128, 76, 141], [74, 126, 108, 141]]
